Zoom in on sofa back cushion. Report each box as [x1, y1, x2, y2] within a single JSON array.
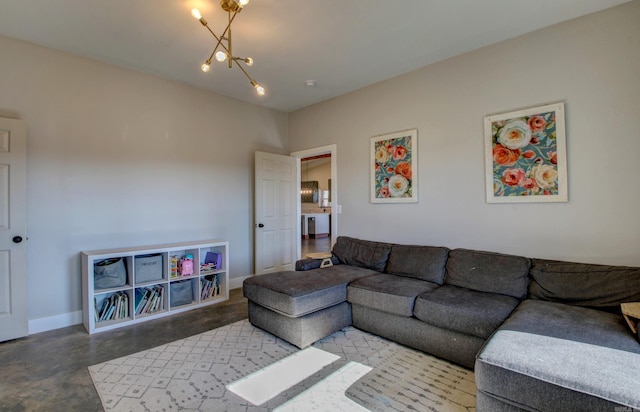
[[385, 244, 450, 284], [529, 259, 640, 311], [445, 249, 530, 299], [332, 236, 392, 272]]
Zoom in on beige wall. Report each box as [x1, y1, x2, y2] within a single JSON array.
[[306, 160, 331, 192], [0, 35, 288, 326], [289, 2, 640, 266]]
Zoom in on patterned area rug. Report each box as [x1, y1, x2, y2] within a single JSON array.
[[89, 320, 476, 411]]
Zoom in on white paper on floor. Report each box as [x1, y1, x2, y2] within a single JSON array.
[[226, 346, 340, 405], [274, 361, 373, 412]]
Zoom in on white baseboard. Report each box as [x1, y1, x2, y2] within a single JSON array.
[[29, 310, 83, 335], [27, 276, 254, 335]]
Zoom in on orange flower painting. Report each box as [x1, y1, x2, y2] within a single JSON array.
[[371, 129, 418, 203], [484, 103, 567, 203]]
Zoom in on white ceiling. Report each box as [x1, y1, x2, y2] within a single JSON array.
[[0, 0, 630, 112]]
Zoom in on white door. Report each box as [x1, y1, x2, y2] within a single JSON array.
[[0, 117, 28, 342], [254, 152, 297, 275]]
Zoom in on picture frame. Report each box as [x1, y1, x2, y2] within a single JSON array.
[[484, 102, 568, 203], [371, 129, 418, 203]]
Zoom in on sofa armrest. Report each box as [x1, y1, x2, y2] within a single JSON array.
[[295, 256, 340, 271]]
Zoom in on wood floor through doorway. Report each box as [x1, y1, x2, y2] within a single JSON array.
[[301, 237, 331, 257]]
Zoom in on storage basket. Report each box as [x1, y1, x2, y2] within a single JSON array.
[[135, 254, 164, 283], [94, 257, 127, 289], [170, 280, 193, 307]]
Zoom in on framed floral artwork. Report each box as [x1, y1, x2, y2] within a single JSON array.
[[371, 129, 418, 203], [484, 102, 568, 203]]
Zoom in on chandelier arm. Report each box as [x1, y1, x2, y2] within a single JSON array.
[[218, 9, 240, 53], [203, 24, 231, 56], [228, 10, 233, 68], [234, 59, 255, 83], [203, 9, 241, 63]]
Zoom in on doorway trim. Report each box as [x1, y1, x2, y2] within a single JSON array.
[[291, 144, 338, 260]]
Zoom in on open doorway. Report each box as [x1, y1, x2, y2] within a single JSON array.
[[291, 144, 338, 260], [300, 154, 331, 256]]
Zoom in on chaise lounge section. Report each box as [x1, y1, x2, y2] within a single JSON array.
[[243, 236, 640, 411], [476, 259, 640, 411], [243, 265, 378, 348]]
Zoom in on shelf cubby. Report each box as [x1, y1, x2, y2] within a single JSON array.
[[94, 289, 133, 325]]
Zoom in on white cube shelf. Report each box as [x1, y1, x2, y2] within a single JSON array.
[[81, 240, 229, 334]]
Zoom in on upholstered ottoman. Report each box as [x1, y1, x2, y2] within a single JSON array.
[[243, 266, 377, 348]]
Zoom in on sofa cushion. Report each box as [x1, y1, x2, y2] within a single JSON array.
[[243, 265, 377, 317], [332, 236, 392, 272], [414, 285, 520, 339], [385, 244, 449, 284], [347, 274, 439, 317], [529, 259, 640, 312], [445, 249, 530, 299], [476, 300, 640, 411], [352, 305, 484, 370]]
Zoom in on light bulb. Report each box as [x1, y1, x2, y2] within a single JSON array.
[[215, 51, 227, 62], [245, 57, 253, 66], [239, 0, 250, 6], [255, 84, 265, 96], [201, 61, 211, 72], [191, 9, 202, 19]]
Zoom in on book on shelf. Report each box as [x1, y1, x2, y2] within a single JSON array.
[[143, 288, 157, 313], [200, 275, 219, 300], [135, 288, 149, 314], [136, 285, 165, 315], [121, 293, 129, 319], [95, 291, 130, 322]]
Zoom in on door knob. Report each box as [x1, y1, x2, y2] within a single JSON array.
[[258, 223, 264, 228], [12, 236, 23, 243]]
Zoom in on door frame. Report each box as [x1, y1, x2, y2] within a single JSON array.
[[290, 144, 338, 260]]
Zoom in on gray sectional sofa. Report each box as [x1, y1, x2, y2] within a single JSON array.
[[243, 236, 640, 411]]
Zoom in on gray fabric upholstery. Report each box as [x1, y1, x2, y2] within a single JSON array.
[[414, 285, 520, 339], [248, 301, 352, 349], [385, 244, 449, 284], [529, 259, 640, 311], [243, 266, 377, 317], [332, 236, 392, 272], [352, 304, 483, 369], [491, 299, 640, 353], [347, 274, 439, 317], [476, 364, 624, 412], [475, 391, 530, 412], [476, 300, 640, 411], [295, 256, 340, 271], [445, 249, 530, 299]]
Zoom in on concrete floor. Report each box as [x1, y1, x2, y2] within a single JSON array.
[[0, 288, 248, 411]]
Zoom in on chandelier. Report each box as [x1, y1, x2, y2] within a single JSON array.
[[191, 0, 265, 96]]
